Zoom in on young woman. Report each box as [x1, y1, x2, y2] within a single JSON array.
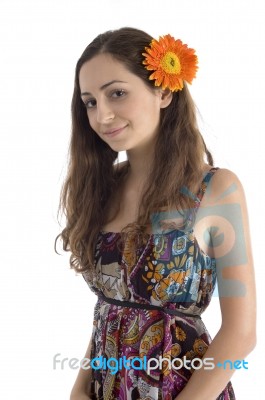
[[55, 27, 256, 400]]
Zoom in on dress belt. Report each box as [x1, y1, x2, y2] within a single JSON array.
[[97, 292, 201, 319]]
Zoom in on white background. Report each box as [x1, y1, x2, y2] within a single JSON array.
[[0, 0, 264, 399]]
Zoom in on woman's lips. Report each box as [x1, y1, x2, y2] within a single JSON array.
[[103, 125, 127, 137]]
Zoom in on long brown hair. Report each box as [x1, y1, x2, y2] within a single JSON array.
[[54, 27, 214, 280]]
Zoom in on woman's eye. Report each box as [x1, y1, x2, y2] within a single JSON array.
[[111, 89, 126, 98], [85, 99, 96, 109]]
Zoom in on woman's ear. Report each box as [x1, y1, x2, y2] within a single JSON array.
[[160, 88, 173, 108]]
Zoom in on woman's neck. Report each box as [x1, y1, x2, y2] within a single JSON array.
[[125, 147, 154, 183]]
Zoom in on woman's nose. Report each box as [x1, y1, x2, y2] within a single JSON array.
[[96, 100, 115, 123]]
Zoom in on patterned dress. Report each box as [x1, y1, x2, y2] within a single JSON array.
[[82, 167, 236, 399]]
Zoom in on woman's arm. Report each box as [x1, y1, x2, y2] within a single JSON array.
[[176, 169, 257, 400], [70, 335, 93, 400]]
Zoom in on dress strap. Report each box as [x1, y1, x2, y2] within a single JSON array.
[[179, 167, 219, 229], [179, 167, 219, 203], [195, 167, 220, 204]]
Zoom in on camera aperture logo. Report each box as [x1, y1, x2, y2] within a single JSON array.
[[53, 353, 248, 375]]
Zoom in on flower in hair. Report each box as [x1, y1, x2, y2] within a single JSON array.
[[142, 34, 198, 92]]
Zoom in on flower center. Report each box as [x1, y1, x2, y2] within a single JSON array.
[[160, 52, 181, 74]]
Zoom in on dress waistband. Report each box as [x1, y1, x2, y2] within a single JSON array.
[[97, 293, 201, 319]]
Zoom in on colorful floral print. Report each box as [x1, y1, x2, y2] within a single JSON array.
[[82, 167, 236, 400]]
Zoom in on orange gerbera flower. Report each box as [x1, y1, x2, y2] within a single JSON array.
[[142, 34, 198, 92]]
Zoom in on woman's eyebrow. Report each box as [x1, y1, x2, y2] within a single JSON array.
[[81, 80, 127, 97]]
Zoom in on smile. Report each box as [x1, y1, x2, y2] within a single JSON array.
[[103, 125, 127, 137]]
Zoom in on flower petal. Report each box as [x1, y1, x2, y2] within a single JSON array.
[[142, 35, 198, 92]]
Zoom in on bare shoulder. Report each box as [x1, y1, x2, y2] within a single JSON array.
[[209, 168, 256, 344], [206, 167, 246, 205], [207, 167, 251, 259], [212, 167, 243, 183]]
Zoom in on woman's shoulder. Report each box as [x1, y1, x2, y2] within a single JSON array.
[[204, 166, 247, 212], [209, 167, 244, 193]]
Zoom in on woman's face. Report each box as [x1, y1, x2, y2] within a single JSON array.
[[79, 53, 171, 153]]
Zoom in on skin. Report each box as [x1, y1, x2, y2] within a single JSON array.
[[76, 53, 257, 400], [175, 169, 257, 400], [79, 53, 213, 247], [79, 53, 172, 182]]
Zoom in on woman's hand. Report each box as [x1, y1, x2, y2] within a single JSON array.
[[70, 393, 92, 400], [69, 335, 93, 400]]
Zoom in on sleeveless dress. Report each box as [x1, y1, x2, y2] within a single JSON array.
[[82, 167, 236, 400]]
